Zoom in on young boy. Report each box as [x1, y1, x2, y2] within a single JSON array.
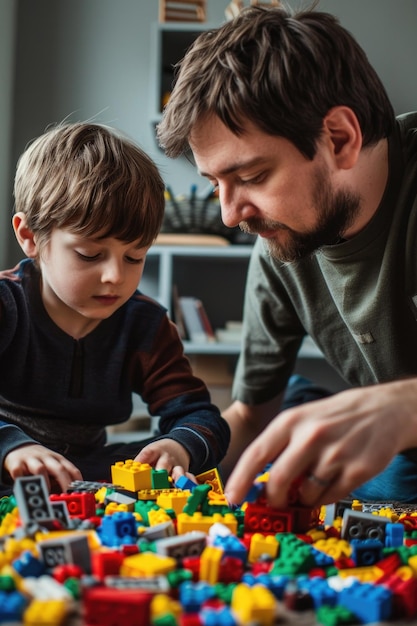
[[0, 122, 230, 495]]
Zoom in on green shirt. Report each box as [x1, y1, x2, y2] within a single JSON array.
[[233, 112, 417, 405]]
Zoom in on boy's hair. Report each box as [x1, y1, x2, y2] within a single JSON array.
[[157, 6, 395, 160], [14, 122, 165, 249]]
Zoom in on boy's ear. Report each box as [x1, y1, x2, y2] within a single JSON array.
[[322, 106, 362, 170], [12, 212, 38, 258]]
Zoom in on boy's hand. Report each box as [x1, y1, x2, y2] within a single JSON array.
[[4, 444, 83, 493], [135, 439, 191, 481]]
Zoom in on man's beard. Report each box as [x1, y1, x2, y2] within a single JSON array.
[[239, 170, 361, 262]]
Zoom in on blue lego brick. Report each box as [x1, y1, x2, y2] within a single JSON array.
[[98, 511, 138, 547], [385, 522, 405, 548], [213, 534, 247, 564], [297, 575, 338, 608], [241, 572, 289, 600], [350, 539, 383, 566], [0, 590, 28, 622], [311, 546, 335, 567], [340, 580, 392, 623], [175, 475, 198, 492], [12, 550, 46, 577], [201, 605, 237, 625], [179, 580, 215, 613]]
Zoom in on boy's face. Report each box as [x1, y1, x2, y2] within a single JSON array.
[[38, 227, 150, 338]]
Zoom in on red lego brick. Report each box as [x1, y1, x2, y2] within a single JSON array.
[[83, 586, 152, 626], [50, 492, 96, 519]]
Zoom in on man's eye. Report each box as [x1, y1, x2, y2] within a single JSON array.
[[242, 173, 265, 185]]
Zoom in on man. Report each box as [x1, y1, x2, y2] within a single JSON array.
[[157, 5, 417, 507]]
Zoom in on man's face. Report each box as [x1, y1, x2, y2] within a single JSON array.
[[190, 115, 361, 262]]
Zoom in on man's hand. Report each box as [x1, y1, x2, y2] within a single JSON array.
[[135, 438, 192, 483], [224, 380, 417, 508], [4, 443, 83, 493]]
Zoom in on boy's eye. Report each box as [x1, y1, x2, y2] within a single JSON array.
[[125, 256, 143, 265], [76, 251, 100, 262]]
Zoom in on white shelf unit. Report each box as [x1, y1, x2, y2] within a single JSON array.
[[141, 243, 324, 359]]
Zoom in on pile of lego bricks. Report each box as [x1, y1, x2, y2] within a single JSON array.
[[1, 461, 417, 626]]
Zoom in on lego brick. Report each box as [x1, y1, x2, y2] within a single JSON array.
[[340, 580, 392, 623], [37, 534, 91, 574], [155, 531, 207, 563], [341, 509, 391, 542], [13, 476, 55, 526], [111, 460, 152, 492]]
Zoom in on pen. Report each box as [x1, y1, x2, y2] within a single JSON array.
[[189, 184, 197, 230], [166, 185, 184, 230], [200, 185, 215, 228]]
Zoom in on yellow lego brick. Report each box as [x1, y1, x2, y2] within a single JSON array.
[[148, 508, 172, 526], [111, 460, 152, 492], [199, 545, 223, 584], [248, 533, 279, 564], [338, 565, 383, 582], [313, 537, 352, 559], [307, 528, 327, 542], [207, 492, 229, 507], [120, 552, 177, 577], [232, 583, 277, 626], [196, 468, 224, 494], [407, 555, 417, 576], [176, 512, 238, 535], [137, 488, 176, 501], [396, 564, 415, 580], [157, 490, 191, 514], [0, 509, 19, 536], [23, 599, 68, 625], [151, 594, 182, 620]]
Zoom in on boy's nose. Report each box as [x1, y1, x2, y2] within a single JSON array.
[[101, 260, 123, 284]]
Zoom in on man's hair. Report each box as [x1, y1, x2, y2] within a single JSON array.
[[14, 122, 165, 249], [157, 5, 395, 159]]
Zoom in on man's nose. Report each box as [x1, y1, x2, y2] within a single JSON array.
[[219, 187, 253, 229]]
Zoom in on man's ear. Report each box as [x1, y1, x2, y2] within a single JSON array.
[[322, 106, 362, 170], [12, 213, 38, 258]]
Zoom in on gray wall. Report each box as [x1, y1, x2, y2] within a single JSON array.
[[0, 0, 17, 268], [2, 0, 417, 265]]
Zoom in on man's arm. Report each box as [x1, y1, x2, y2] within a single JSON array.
[[224, 379, 417, 508], [220, 393, 284, 481]]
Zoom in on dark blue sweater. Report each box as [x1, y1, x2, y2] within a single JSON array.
[[0, 260, 230, 475]]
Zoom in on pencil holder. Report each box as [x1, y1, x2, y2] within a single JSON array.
[[162, 197, 254, 244]]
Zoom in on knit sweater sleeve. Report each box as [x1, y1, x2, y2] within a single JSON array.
[[130, 315, 230, 474]]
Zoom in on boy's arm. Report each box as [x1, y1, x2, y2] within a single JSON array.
[[134, 317, 231, 475]]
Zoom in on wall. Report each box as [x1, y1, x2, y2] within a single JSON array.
[[0, 1, 17, 268], [2, 0, 417, 265]]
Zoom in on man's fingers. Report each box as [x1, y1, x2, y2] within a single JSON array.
[[224, 428, 286, 505]]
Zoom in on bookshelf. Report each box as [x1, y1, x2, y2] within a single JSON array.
[[141, 241, 325, 359]]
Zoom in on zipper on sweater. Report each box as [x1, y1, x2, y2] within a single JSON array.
[[69, 339, 84, 398]]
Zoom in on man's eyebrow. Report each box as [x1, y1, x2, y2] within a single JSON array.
[[198, 156, 267, 178]]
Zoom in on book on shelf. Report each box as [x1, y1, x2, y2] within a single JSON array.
[[172, 285, 187, 340], [178, 296, 216, 343]]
